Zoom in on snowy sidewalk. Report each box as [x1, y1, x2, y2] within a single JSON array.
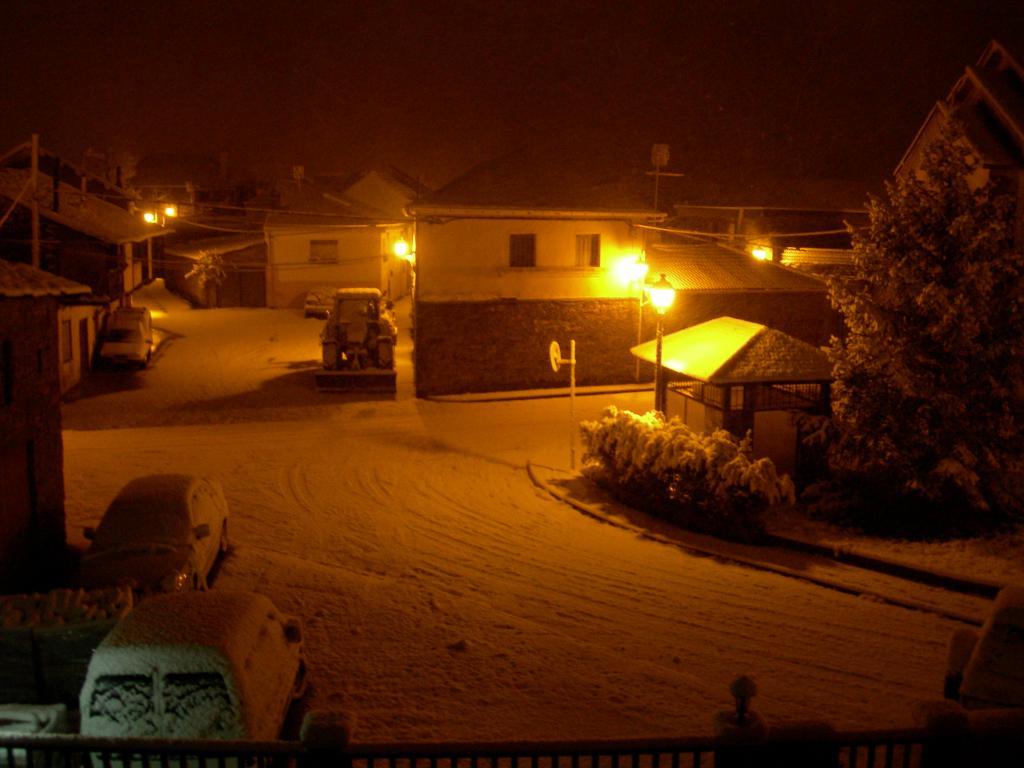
[[528, 463, 1001, 626]]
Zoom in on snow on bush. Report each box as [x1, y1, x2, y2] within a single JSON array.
[[0, 586, 133, 628], [579, 407, 794, 542]]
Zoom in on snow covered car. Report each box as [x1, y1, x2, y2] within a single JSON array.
[[944, 584, 1024, 709], [79, 591, 306, 741], [77, 474, 229, 594], [0, 704, 70, 767], [98, 306, 153, 368], [304, 286, 338, 318]]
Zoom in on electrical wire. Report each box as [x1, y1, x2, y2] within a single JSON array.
[[636, 222, 862, 240], [0, 176, 34, 230]]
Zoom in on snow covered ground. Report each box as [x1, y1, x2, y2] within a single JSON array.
[[59, 281, 1020, 744]]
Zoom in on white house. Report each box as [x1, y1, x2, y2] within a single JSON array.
[[409, 149, 665, 396], [264, 169, 416, 310]]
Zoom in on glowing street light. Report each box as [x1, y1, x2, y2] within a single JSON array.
[[646, 273, 676, 414], [393, 238, 411, 261], [142, 211, 158, 224], [751, 246, 770, 261]]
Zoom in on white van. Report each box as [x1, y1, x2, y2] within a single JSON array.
[[79, 591, 306, 740], [99, 306, 153, 368]]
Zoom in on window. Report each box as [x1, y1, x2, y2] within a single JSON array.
[[61, 319, 72, 363], [575, 234, 601, 268], [88, 675, 158, 735], [309, 240, 338, 263], [509, 234, 536, 267], [1, 339, 11, 404], [163, 673, 236, 737]]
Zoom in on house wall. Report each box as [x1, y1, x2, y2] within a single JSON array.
[[266, 226, 403, 309], [57, 303, 103, 395], [0, 296, 67, 591], [416, 218, 644, 301]]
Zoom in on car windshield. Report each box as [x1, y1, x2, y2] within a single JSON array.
[[105, 328, 142, 343], [93, 502, 192, 548], [163, 673, 237, 737]]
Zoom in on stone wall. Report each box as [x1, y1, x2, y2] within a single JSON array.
[[415, 298, 639, 396], [414, 291, 840, 397], [0, 297, 67, 591]]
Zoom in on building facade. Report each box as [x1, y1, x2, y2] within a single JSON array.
[[0, 261, 89, 591]]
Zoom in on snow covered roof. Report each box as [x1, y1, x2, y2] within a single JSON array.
[[649, 243, 827, 293], [0, 259, 90, 298], [631, 316, 833, 384], [0, 168, 166, 244], [898, 40, 1024, 175], [98, 590, 279, 656]]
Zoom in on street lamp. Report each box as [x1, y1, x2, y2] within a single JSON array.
[[646, 273, 676, 414]]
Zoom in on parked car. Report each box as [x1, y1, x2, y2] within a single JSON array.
[[944, 584, 1024, 709], [77, 474, 229, 594], [79, 591, 306, 740], [0, 704, 70, 767], [304, 286, 338, 318], [98, 306, 153, 368]]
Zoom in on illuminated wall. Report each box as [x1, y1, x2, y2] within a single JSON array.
[[416, 217, 645, 301], [265, 226, 400, 309]]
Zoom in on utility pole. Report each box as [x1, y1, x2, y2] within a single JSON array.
[[31, 133, 40, 269]]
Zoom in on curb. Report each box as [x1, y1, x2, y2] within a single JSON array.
[[758, 533, 1002, 599], [425, 385, 652, 404], [527, 462, 997, 626]]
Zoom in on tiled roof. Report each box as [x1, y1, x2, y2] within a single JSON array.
[[0, 258, 90, 298], [648, 243, 827, 292], [0, 168, 163, 244], [414, 141, 660, 214], [630, 316, 832, 384]]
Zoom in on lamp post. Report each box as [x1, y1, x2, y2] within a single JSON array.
[[646, 273, 676, 414]]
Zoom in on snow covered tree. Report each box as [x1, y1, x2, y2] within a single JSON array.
[[826, 123, 1024, 532], [185, 250, 226, 307]]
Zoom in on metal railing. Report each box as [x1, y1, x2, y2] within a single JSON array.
[[0, 729, 932, 768], [3, 719, 1023, 768]]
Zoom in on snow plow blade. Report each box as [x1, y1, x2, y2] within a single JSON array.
[[315, 369, 397, 393]]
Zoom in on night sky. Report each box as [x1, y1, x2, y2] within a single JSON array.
[[2, 0, 1023, 188]]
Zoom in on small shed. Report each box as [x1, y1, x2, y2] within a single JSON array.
[[631, 316, 832, 475]]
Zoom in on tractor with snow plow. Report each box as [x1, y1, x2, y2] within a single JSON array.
[[315, 288, 398, 393]]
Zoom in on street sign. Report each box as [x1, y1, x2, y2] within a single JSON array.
[[549, 341, 562, 373]]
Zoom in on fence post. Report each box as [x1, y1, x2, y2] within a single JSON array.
[[301, 710, 355, 768], [713, 676, 766, 768]]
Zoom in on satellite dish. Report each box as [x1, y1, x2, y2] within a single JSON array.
[[549, 341, 562, 372]]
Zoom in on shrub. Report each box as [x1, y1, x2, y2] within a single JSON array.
[[579, 407, 794, 542]]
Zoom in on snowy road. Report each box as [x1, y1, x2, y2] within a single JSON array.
[[60, 284, 962, 743]]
